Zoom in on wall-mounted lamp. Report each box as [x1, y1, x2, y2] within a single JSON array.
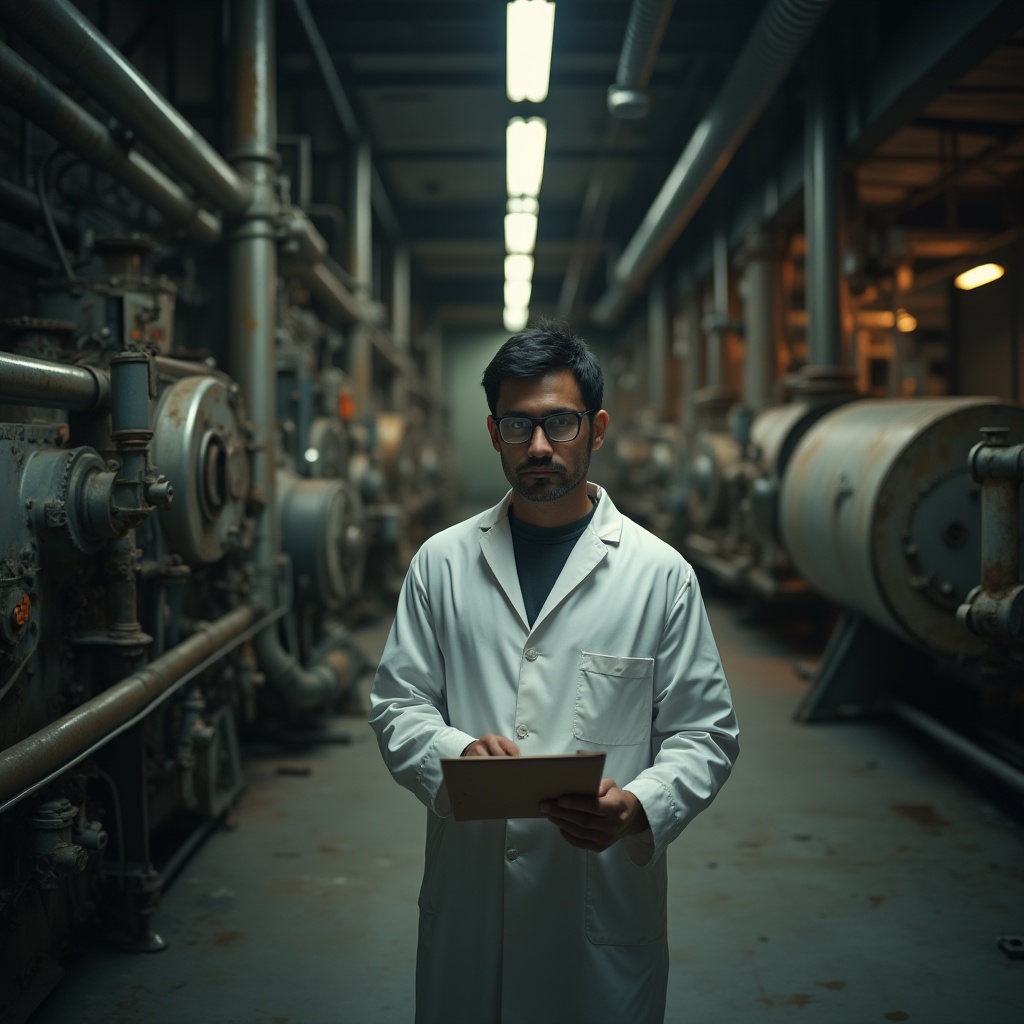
[[895, 309, 918, 333], [506, 117, 547, 198], [507, 1, 556, 103], [954, 263, 1005, 290]]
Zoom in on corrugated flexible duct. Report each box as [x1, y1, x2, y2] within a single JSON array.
[[607, 0, 677, 119], [592, 0, 834, 326]]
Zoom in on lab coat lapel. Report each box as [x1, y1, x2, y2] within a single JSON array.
[[478, 510, 530, 631], [530, 527, 607, 633]]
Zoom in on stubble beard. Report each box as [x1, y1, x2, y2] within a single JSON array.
[[500, 441, 592, 504]]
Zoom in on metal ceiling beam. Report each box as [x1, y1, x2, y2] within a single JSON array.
[[847, 0, 1024, 157], [290, 0, 401, 239]]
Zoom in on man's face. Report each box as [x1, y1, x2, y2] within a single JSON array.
[[487, 368, 607, 504]]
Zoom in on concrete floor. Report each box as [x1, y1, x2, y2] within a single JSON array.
[[28, 592, 1024, 1024]]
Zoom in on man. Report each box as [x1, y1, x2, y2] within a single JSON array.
[[368, 322, 738, 1024]]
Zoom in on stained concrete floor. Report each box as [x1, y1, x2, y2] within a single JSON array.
[[28, 590, 1024, 1024]]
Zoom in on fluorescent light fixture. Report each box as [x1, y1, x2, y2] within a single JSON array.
[[504, 280, 532, 308], [505, 210, 538, 254], [954, 263, 1005, 290], [504, 253, 534, 283], [506, 117, 547, 197], [507, 1, 555, 103], [504, 306, 530, 332]]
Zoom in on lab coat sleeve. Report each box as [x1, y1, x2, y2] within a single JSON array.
[[622, 567, 739, 866], [367, 553, 476, 816]]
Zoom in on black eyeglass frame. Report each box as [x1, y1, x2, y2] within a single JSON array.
[[492, 409, 597, 445]]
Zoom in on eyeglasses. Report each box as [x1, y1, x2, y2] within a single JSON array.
[[492, 410, 595, 444]]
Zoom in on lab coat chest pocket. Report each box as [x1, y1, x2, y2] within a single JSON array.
[[573, 652, 654, 746]]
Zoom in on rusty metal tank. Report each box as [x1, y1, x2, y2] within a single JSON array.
[[778, 397, 1024, 658]]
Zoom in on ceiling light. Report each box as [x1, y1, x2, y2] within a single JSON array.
[[504, 253, 534, 283], [954, 263, 1005, 290], [503, 306, 530, 332], [506, 117, 547, 198], [504, 280, 532, 308], [505, 210, 538, 254], [507, 1, 555, 104]]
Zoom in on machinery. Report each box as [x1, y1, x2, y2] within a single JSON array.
[[0, 2, 451, 1020]]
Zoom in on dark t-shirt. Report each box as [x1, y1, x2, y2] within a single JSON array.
[[508, 499, 598, 626]]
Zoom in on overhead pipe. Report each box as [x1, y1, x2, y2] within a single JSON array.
[[593, 0, 834, 326], [0, 41, 221, 245], [0, 174, 80, 242], [228, 0, 346, 713], [290, 0, 401, 239], [0, 605, 258, 814], [0, 350, 109, 411], [804, 40, 842, 369], [607, 0, 677, 119], [0, 0, 251, 217]]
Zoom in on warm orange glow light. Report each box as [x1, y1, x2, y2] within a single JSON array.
[[954, 263, 1005, 290]]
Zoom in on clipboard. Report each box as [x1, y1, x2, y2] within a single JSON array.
[[441, 751, 606, 821]]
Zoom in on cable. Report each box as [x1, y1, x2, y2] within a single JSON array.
[[36, 149, 77, 281]]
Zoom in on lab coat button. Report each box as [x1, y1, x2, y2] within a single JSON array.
[[524, 648, 539, 661], [506, 847, 519, 862], [516, 724, 529, 739]]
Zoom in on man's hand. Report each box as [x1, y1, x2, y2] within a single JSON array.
[[541, 778, 649, 852], [461, 733, 521, 757]]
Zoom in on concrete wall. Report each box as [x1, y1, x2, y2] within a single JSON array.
[[442, 327, 511, 509]]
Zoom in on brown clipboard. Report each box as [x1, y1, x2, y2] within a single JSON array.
[[440, 751, 606, 821]]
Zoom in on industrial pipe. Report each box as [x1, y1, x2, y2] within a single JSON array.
[[228, 0, 346, 712], [592, 0, 833, 325], [0, 0, 251, 217], [0, 350, 109, 410], [0, 174, 80, 242], [0, 42, 221, 245], [957, 428, 1024, 645], [0, 605, 258, 813], [607, 0, 677, 119], [804, 39, 842, 369]]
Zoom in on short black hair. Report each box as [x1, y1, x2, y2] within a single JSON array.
[[481, 318, 604, 416]]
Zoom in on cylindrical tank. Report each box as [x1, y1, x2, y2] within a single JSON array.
[[749, 398, 851, 546], [779, 398, 1024, 658]]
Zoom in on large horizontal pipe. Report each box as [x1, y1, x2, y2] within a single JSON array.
[[0, 0, 251, 217], [0, 605, 258, 814], [0, 350, 109, 410], [890, 701, 1024, 797], [0, 42, 222, 245], [301, 260, 377, 326], [0, 174, 80, 242]]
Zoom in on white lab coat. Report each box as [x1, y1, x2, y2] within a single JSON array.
[[368, 484, 738, 1024]]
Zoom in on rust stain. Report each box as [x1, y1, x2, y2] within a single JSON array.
[[891, 803, 951, 829], [869, 895, 887, 908], [210, 929, 246, 948], [783, 993, 818, 1008], [318, 844, 344, 855], [883, 1013, 910, 1021], [816, 980, 847, 991]]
